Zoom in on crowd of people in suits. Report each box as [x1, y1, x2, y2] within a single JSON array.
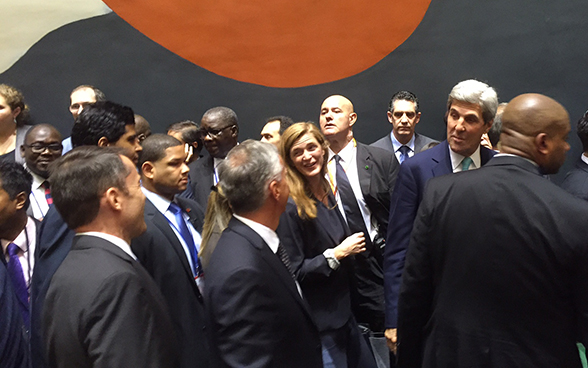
[[0, 78, 588, 368]]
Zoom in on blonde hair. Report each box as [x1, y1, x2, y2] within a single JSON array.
[[279, 122, 330, 220], [0, 84, 30, 126], [200, 186, 232, 256]]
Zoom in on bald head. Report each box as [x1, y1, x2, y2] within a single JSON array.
[[500, 93, 570, 174], [319, 95, 357, 153]]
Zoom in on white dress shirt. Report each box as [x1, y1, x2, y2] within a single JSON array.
[[327, 139, 378, 242], [2, 216, 37, 288], [450, 145, 482, 172], [76, 231, 137, 260], [27, 167, 50, 221]]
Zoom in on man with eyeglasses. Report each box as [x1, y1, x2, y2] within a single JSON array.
[[20, 124, 63, 221], [190, 106, 239, 208]]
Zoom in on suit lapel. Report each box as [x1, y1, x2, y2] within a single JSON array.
[[431, 141, 453, 176], [144, 199, 195, 282], [355, 143, 372, 198], [229, 218, 316, 321]]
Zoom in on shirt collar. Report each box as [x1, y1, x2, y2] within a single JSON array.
[[328, 138, 356, 163], [1, 216, 35, 254], [76, 232, 137, 260], [141, 186, 173, 214], [449, 144, 481, 171], [233, 214, 280, 253], [391, 132, 415, 153], [582, 153, 588, 166], [494, 153, 539, 167]]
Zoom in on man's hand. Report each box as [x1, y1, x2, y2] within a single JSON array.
[[385, 328, 397, 354]]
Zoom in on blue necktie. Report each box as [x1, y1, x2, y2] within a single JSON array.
[[168, 203, 203, 279], [398, 145, 410, 164], [461, 157, 473, 171], [6, 243, 29, 329]]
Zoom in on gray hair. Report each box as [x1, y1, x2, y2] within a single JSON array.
[[447, 79, 498, 125], [218, 140, 283, 214]]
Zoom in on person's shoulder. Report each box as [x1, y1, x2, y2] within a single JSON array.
[[370, 135, 392, 150]]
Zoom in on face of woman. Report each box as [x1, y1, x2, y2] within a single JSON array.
[[0, 95, 17, 126], [289, 133, 324, 179]]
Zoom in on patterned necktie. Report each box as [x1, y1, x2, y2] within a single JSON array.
[[461, 157, 473, 171], [398, 145, 410, 164], [276, 243, 296, 280], [168, 203, 203, 279], [43, 181, 52, 205], [6, 242, 29, 328]]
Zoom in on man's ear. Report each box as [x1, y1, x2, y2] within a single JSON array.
[[484, 119, 494, 134], [535, 133, 550, 156], [14, 191, 27, 211], [387, 111, 394, 124], [414, 112, 422, 125], [20, 145, 26, 158], [141, 161, 155, 180], [97, 137, 109, 147], [230, 125, 239, 139], [348, 112, 358, 127], [103, 187, 123, 211]]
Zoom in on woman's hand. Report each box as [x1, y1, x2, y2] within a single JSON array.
[[333, 232, 366, 260]]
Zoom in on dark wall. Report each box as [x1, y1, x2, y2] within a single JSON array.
[[2, 0, 587, 182]]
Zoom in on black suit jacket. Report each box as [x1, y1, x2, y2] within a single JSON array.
[[370, 132, 438, 158], [43, 235, 179, 368], [189, 155, 215, 208], [131, 196, 210, 368], [561, 157, 588, 201], [205, 217, 323, 368], [397, 156, 588, 367], [30, 205, 75, 368], [349, 143, 398, 330], [277, 198, 354, 332], [384, 141, 495, 328]]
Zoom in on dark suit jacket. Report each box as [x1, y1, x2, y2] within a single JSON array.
[[384, 140, 495, 328], [189, 155, 215, 208], [350, 143, 398, 330], [43, 235, 179, 368], [371, 132, 438, 157], [30, 205, 75, 368], [205, 217, 323, 368], [131, 196, 210, 368], [561, 157, 588, 201], [0, 260, 30, 368], [277, 198, 353, 332], [397, 156, 588, 368]]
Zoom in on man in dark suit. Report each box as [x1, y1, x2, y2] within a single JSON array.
[[0, 161, 39, 332], [371, 91, 438, 164], [320, 94, 397, 364], [43, 147, 178, 368], [131, 134, 210, 368], [205, 140, 322, 367], [30, 101, 143, 368], [384, 79, 498, 353], [397, 93, 588, 368], [190, 106, 239, 208], [561, 110, 588, 200]]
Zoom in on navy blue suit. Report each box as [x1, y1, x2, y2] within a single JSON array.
[[560, 157, 588, 201], [383, 141, 495, 328], [0, 259, 30, 368], [30, 205, 75, 368]]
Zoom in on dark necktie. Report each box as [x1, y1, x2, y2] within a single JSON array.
[[398, 145, 410, 164], [276, 243, 296, 280], [43, 181, 52, 205], [334, 155, 371, 251], [168, 203, 203, 279], [6, 242, 29, 328]]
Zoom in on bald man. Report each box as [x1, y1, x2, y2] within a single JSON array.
[[319, 95, 397, 365], [396, 94, 588, 368]]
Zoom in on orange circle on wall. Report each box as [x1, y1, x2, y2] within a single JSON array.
[[104, 0, 431, 88]]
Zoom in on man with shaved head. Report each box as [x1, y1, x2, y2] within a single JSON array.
[[396, 94, 588, 368], [319, 95, 397, 366]]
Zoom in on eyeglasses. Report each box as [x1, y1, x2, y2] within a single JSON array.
[[200, 125, 235, 139], [24, 143, 63, 154]]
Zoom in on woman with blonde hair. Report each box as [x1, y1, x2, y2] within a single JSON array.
[[276, 122, 377, 368], [0, 84, 32, 163]]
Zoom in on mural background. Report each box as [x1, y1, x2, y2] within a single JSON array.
[[1, 0, 587, 181]]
